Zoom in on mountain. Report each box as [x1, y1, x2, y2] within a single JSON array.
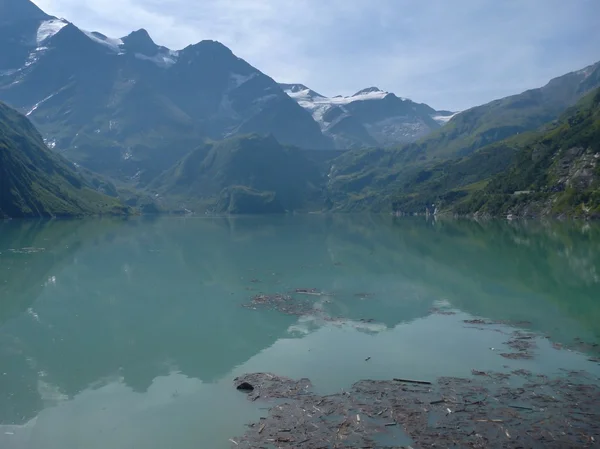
[[0, 0, 51, 71], [403, 60, 600, 161], [353, 87, 600, 218], [281, 83, 448, 149], [0, 0, 331, 184], [451, 87, 600, 218], [0, 100, 128, 218], [150, 134, 324, 214], [324, 60, 600, 212]]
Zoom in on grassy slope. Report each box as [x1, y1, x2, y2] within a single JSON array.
[[405, 60, 600, 161], [455, 88, 600, 218], [0, 101, 128, 218], [151, 134, 324, 213]]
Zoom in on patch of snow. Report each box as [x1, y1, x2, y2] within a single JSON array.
[[285, 87, 390, 106], [0, 69, 17, 76], [134, 51, 178, 68], [44, 138, 57, 149], [82, 30, 124, 53], [36, 19, 68, 44], [23, 50, 40, 68], [285, 87, 324, 101], [432, 111, 460, 125], [253, 94, 278, 105], [26, 91, 58, 116], [343, 90, 389, 103], [283, 86, 393, 128], [26, 85, 70, 116], [229, 72, 257, 88]]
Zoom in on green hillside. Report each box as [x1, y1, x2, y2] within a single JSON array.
[[151, 134, 324, 213], [0, 101, 128, 218], [325, 61, 600, 213], [407, 61, 600, 161], [455, 88, 600, 218]]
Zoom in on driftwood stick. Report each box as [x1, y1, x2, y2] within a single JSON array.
[[509, 405, 534, 411], [393, 378, 432, 385], [465, 395, 488, 406]]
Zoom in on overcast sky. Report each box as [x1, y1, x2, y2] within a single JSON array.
[[33, 0, 600, 111]]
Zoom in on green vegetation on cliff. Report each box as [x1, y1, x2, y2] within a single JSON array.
[[0, 101, 128, 218], [455, 88, 600, 218], [325, 74, 600, 219]]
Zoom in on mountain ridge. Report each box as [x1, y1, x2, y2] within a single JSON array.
[[323, 61, 600, 215], [451, 87, 600, 218], [281, 82, 448, 149], [0, 0, 332, 184], [401, 60, 600, 161]]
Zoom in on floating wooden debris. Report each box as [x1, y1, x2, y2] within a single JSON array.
[[231, 370, 600, 449]]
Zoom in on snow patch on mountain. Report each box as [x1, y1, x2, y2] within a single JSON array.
[[432, 111, 460, 124], [26, 91, 58, 116], [82, 30, 124, 53], [283, 86, 394, 128], [285, 86, 392, 107], [253, 93, 278, 105], [134, 50, 178, 68], [230, 72, 257, 88], [36, 19, 68, 44]]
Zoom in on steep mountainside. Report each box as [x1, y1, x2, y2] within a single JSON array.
[[0, 100, 128, 218], [366, 88, 600, 217], [404, 60, 600, 161], [0, 0, 331, 183], [452, 88, 600, 218], [281, 84, 449, 149], [151, 134, 324, 213], [325, 61, 600, 212]]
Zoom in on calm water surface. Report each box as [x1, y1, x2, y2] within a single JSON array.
[[0, 215, 599, 448]]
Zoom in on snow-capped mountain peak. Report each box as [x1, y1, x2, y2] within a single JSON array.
[[36, 19, 68, 45], [81, 30, 124, 53], [352, 86, 385, 96], [280, 84, 393, 108], [281, 82, 451, 148], [279, 83, 325, 99], [349, 87, 390, 102]]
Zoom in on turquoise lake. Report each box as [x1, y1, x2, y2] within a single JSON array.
[[0, 215, 599, 448]]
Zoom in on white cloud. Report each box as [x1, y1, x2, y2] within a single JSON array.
[[32, 0, 600, 110]]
